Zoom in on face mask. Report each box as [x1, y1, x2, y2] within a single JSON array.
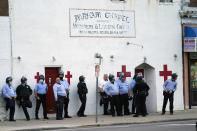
[[60, 77, 63, 80], [39, 79, 44, 83], [9, 82, 12, 85]]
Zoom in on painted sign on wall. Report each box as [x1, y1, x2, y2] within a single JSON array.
[[184, 37, 197, 52], [69, 9, 135, 38]]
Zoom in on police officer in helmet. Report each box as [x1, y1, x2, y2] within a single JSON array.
[[77, 75, 88, 117], [104, 74, 122, 117], [118, 73, 130, 115], [59, 71, 72, 118], [16, 76, 32, 121], [34, 75, 49, 120], [133, 76, 150, 117], [162, 73, 178, 115], [2, 76, 16, 121]]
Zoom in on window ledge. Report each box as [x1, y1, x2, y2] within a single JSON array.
[[159, 2, 174, 5]]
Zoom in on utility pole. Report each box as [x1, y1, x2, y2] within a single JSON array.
[[95, 53, 102, 123]]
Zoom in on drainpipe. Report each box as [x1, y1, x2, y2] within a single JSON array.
[[8, 0, 14, 76], [181, 0, 184, 11]]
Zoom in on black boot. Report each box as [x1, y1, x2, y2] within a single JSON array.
[[35, 115, 39, 120], [64, 115, 72, 118]]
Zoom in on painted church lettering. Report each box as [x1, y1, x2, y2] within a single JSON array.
[[74, 12, 101, 22], [70, 9, 135, 37]]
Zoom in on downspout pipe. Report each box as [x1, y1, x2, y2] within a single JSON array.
[[8, 0, 14, 76]]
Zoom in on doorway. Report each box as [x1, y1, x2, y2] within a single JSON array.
[[189, 60, 197, 106], [135, 63, 157, 112], [135, 69, 144, 77], [45, 67, 60, 114]]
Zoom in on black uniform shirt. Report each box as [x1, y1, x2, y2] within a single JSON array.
[[133, 82, 150, 96], [16, 84, 32, 100], [77, 82, 88, 95]]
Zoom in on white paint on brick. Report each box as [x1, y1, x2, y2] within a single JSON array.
[[0, 0, 184, 120]]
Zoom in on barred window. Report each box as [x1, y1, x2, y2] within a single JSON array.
[[189, 0, 197, 7], [0, 0, 8, 16], [160, 0, 173, 2]]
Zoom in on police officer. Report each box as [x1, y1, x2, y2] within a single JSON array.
[[77, 75, 88, 117], [59, 71, 72, 118], [34, 75, 49, 120], [53, 77, 67, 120], [104, 74, 122, 117], [133, 76, 149, 117], [2, 76, 16, 121], [16, 77, 32, 121], [162, 73, 178, 115], [130, 74, 138, 114], [118, 75, 130, 115], [98, 74, 110, 115]]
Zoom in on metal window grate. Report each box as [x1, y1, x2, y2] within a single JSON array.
[[0, 0, 8, 16], [189, 0, 197, 7], [160, 0, 173, 2]]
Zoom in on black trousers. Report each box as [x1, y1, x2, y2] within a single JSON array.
[[103, 99, 109, 114], [110, 95, 121, 116], [119, 94, 129, 115], [21, 99, 31, 120], [5, 98, 15, 120], [35, 94, 47, 118], [135, 95, 146, 116], [56, 96, 65, 119], [64, 93, 69, 117], [132, 94, 136, 114], [77, 94, 86, 115], [100, 92, 109, 114], [162, 91, 174, 113]]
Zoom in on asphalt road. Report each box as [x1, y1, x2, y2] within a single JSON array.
[[45, 120, 197, 131]]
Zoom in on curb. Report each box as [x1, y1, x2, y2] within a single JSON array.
[[15, 118, 197, 131]]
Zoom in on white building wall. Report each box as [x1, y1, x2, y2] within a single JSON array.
[[0, 16, 11, 120], [0, 0, 184, 119]]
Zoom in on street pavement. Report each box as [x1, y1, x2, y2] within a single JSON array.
[[45, 120, 197, 131], [0, 109, 197, 131]]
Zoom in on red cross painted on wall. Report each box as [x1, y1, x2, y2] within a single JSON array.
[[65, 71, 72, 85], [159, 65, 172, 82], [117, 65, 131, 78], [34, 72, 40, 83]]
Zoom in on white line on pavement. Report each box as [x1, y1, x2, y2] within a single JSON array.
[[53, 125, 131, 131], [158, 124, 195, 127], [43, 121, 197, 131]]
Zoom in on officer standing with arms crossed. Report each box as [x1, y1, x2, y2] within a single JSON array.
[[34, 75, 49, 120], [53, 77, 67, 120], [59, 71, 72, 118], [98, 74, 110, 115], [16, 77, 32, 121], [118, 75, 130, 115], [2, 76, 16, 121], [162, 73, 178, 115], [104, 74, 122, 117]]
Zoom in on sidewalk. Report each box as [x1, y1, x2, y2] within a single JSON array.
[[0, 109, 197, 131]]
